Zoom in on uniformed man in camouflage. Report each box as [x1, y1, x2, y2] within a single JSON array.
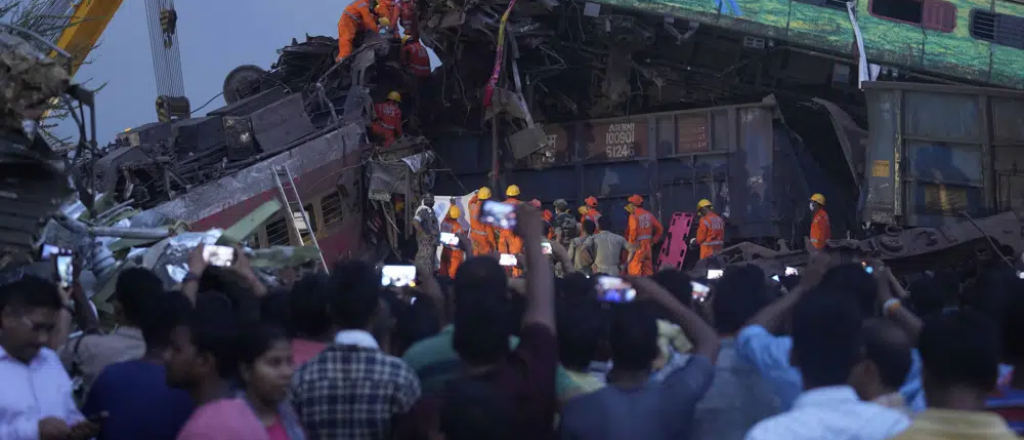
[[552, 199, 578, 247], [412, 193, 440, 271]]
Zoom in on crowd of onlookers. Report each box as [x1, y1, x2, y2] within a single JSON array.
[[1, 204, 1023, 440]]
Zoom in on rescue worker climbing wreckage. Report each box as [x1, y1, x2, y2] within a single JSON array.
[[399, 35, 431, 79], [691, 199, 725, 260], [412, 193, 440, 271], [499, 185, 524, 277], [439, 205, 464, 278], [370, 91, 403, 148], [625, 194, 663, 276], [468, 187, 497, 256], [808, 193, 831, 251], [335, 0, 401, 62]]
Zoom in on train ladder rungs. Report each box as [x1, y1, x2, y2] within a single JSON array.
[[272, 165, 329, 274]]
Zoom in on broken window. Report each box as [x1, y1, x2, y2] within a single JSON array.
[[870, 0, 956, 32], [292, 203, 317, 245], [971, 10, 1024, 50], [321, 191, 345, 227]]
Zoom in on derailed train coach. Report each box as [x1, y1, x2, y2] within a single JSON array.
[[431, 95, 865, 256]]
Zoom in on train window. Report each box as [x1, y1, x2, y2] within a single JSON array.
[[870, 0, 956, 32], [266, 215, 291, 246], [971, 10, 1024, 50], [321, 191, 345, 227], [293, 203, 317, 245]]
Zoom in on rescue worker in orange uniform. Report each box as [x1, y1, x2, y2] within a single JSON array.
[[690, 199, 725, 259], [400, 35, 431, 78], [624, 194, 663, 276], [371, 91, 403, 148], [498, 185, 524, 277], [808, 193, 831, 251], [336, 0, 401, 61], [439, 206, 465, 278], [580, 196, 602, 233], [543, 209, 555, 240], [468, 187, 497, 256], [398, 0, 418, 39]]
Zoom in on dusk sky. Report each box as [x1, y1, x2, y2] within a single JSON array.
[[55, 0, 437, 144]]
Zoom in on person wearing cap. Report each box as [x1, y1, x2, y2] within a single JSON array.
[[439, 205, 465, 278], [335, 0, 400, 61], [499, 185, 525, 277], [690, 199, 725, 260], [580, 196, 602, 234], [624, 194, 663, 276], [808, 193, 830, 251], [468, 187, 497, 256]]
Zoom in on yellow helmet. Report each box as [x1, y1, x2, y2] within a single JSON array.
[[478, 187, 492, 200], [387, 91, 402, 102], [378, 17, 391, 27], [697, 199, 713, 210], [448, 206, 461, 219], [810, 193, 826, 205], [402, 35, 411, 44], [578, 206, 588, 215], [506, 185, 521, 197]]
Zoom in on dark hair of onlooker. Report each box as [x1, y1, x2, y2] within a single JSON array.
[[288, 273, 334, 339], [919, 309, 1000, 396], [453, 257, 511, 365], [596, 215, 611, 232], [908, 277, 944, 318], [115, 267, 165, 325], [198, 267, 261, 322], [329, 260, 381, 330], [439, 377, 516, 440], [557, 294, 607, 371], [651, 269, 692, 310], [582, 219, 596, 235], [861, 318, 913, 390], [712, 265, 771, 334], [791, 288, 863, 388], [1001, 285, 1024, 365], [140, 291, 192, 350], [968, 266, 1017, 327], [818, 264, 877, 318], [260, 289, 290, 331], [190, 295, 242, 380], [0, 276, 63, 314], [235, 323, 289, 384], [608, 303, 659, 371]]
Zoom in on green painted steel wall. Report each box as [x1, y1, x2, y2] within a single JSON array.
[[606, 0, 1024, 89]]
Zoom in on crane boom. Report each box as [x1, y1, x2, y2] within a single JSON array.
[[52, 0, 125, 77]]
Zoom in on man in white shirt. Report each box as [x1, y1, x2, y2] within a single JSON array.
[[0, 276, 99, 440], [745, 289, 909, 440]]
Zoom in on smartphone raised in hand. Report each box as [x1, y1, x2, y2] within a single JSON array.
[[56, 255, 73, 289], [595, 276, 636, 303], [202, 245, 236, 267], [707, 269, 723, 280], [481, 200, 517, 230], [381, 265, 417, 287], [440, 232, 460, 247], [499, 253, 518, 267]]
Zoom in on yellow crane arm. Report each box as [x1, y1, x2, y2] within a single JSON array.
[[53, 0, 125, 77]]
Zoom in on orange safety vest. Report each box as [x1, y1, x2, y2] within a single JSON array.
[[499, 197, 524, 277], [580, 209, 601, 234], [695, 211, 725, 260], [626, 207, 663, 276], [399, 0, 418, 38], [439, 218, 464, 278], [468, 195, 496, 255], [810, 208, 831, 250], [400, 42, 431, 78], [336, 0, 401, 60], [371, 101, 402, 147]]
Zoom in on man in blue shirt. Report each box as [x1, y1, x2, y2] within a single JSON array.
[[83, 291, 195, 440]]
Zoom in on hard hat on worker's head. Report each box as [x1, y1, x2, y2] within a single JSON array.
[[478, 187, 492, 200], [578, 206, 588, 215], [378, 17, 392, 27], [584, 196, 598, 207], [402, 35, 411, 44], [627, 194, 644, 206], [528, 199, 541, 208], [387, 91, 402, 102], [697, 199, 713, 210], [448, 206, 461, 219], [506, 185, 521, 197], [810, 193, 826, 206]]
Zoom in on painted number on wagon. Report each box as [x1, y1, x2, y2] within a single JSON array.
[[605, 123, 637, 158]]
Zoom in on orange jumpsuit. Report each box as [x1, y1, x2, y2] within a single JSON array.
[[439, 217, 465, 278], [336, 0, 401, 60], [400, 41, 431, 78], [371, 101, 402, 147], [498, 197, 524, 277], [626, 207, 663, 276], [399, 0, 418, 39], [694, 211, 725, 259], [543, 210, 555, 240], [810, 209, 831, 250], [468, 195, 497, 255], [580, 209, 601, 235]]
